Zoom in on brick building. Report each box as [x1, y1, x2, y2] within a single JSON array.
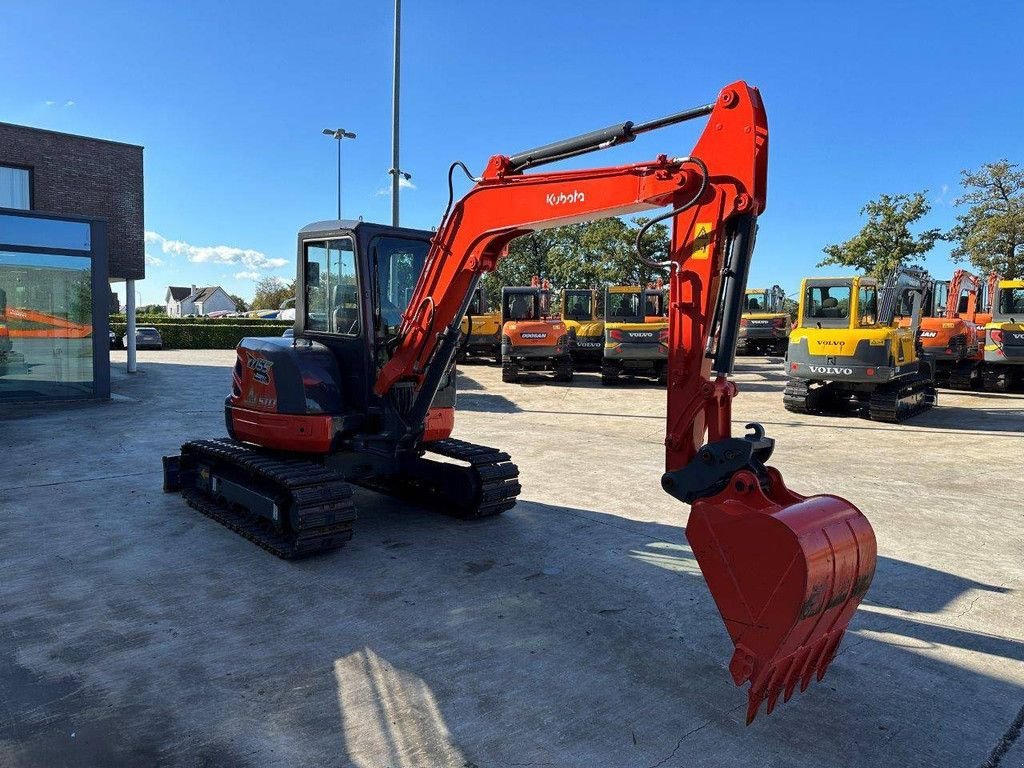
[[0, 122, 144, 401]]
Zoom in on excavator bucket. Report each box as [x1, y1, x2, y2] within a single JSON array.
[[685, 465, 876, 723]]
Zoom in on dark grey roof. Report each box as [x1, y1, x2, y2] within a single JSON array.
[[192, 286, 222, 303], [167, 286, 191, 301]]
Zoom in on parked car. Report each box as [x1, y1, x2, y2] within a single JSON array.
[[124, 326, 164, 350], [282, 327, 294, 338]]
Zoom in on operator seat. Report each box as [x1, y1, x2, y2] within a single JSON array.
[[333, 285, 360, 334], [819, 296, 843, 318]]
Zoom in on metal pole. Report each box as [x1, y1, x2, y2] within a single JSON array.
[[336, 136, 342, 220], [125, 279, 136, 374], [391, 0, 401, 226]]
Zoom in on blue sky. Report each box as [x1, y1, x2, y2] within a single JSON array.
[[3, 1, 1022, 305]]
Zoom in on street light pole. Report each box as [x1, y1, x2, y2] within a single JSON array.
[[391, 0, 401, 226], [322, 128, 356, 219]]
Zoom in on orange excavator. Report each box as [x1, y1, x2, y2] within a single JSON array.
[[918, 269, 994, 389], [500, 277, 573, 383], [163, 82, 875, 722]]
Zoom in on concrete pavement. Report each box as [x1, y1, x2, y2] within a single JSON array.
[[0, 350, 1021, 767]]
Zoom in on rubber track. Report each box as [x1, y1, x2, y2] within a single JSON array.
[[782, 379, 813, 414], [867, 374, 936, 423], [179, 439, 356, 559], [353, 437, 521, 519]]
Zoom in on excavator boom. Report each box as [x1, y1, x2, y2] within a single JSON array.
[[373, 82, 875, 721]]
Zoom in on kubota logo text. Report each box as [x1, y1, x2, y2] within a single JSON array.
[[546, 190, 585, 206], [809, 365, 853, 375]]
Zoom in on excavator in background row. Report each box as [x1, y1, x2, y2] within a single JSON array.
[[163, 82, 876, 722], [458, 286, 502, 364], [500, 278, 573, 383], [601, 284, 669, 385], [916, 269, 992, 390], [737, 285, 790, 356], [560, 287, 604, 369], [984, 278, 1024, 391], [784, 267, 936, 422]]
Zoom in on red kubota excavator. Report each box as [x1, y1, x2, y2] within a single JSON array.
[[163, 82, 875, 722]]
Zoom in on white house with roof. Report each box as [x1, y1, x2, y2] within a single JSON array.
[[165, 285, 237, 317]]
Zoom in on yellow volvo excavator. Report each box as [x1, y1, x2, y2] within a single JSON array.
[[983, 279, 1024, 391], [560, 288, 604, 369], [737, 285, 789, 355], [601, 285, 669, 385], [784, 268, 936, 422]]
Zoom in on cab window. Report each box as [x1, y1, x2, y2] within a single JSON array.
[[606, 292, 643, 322], [998, 287, 1024, 315], [304, 237, 359, 335], [645, 291, 666, 317], [802, 285, 851, 327], [563, 292, 592, 321], [371, 235, 430, 333], [467, 289, 483, 316], [504, 292, 538, 321], [857, 285, 878, 326]]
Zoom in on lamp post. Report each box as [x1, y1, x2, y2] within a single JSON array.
[[391, 0, 402, 225], [322, 128, 356, 219]]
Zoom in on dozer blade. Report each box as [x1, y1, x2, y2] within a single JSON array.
[[686, 466, 876, 723]]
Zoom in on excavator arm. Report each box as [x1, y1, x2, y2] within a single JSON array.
[[376, 81, 875, 722]]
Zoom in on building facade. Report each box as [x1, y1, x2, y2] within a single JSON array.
[[0, 122, 144, 402], [166, 285, 237, 317]]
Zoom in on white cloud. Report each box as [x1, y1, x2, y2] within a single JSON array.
[[145, 253, 164, 267], [144, 230, 288, 270], [64, 100, 75, 107], [234, 270, 261, 281], [45, 100, 56, 106], [376, 176, 416, 195]]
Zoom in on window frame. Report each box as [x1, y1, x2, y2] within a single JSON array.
[[0, 163, 34, 211], [801, 283, 853, 328], [302, 235, 361, 337]]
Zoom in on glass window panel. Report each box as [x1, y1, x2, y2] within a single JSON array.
[[303, 237, 359, 335], [802, 285, 852, 328], [0, 214, 91, 251], [858, 286, 878, 326], [605, 291, 643, 322], [0, 250, 94, 400], [0, 166, 30, 210]]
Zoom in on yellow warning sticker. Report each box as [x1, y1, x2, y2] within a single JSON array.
[[691, 223, 712, 260]]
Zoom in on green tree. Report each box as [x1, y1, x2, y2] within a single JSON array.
[[481, 218, 669, 307], [228, 294, 250, 312], [819, 192, 941, 278], [946, 160, 1024, 279], [251, 277, 295, 310]]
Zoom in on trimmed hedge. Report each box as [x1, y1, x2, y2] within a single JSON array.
[[110, 314, 292, 327], [112, 322, 293, 349]]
